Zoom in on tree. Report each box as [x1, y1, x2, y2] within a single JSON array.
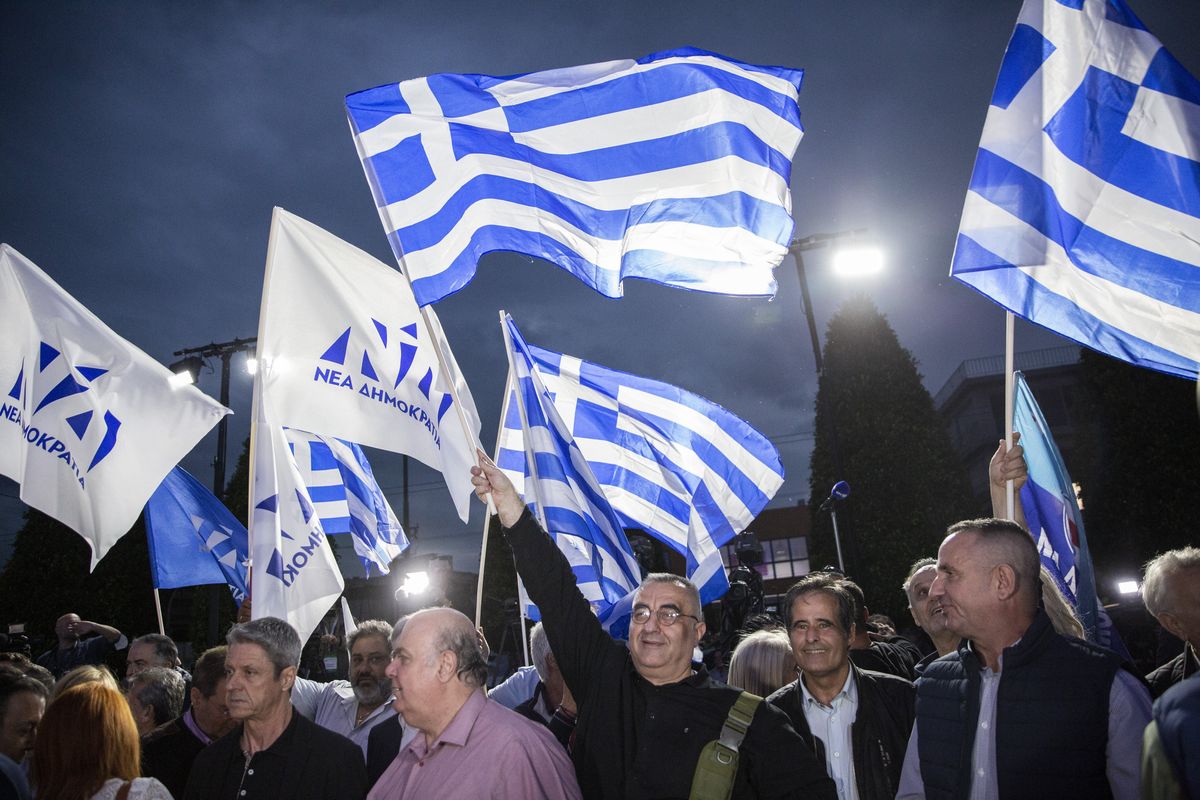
[[808, 296, 975, 622], [1071, 349, 1200, 588]]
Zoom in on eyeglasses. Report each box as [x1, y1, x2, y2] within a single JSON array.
[[631, 607, 701, 627]]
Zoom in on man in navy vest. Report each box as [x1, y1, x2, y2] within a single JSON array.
[[895, 518, 1150, 800]]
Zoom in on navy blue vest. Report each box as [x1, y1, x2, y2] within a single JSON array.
[[916, 610, 1120, 800]]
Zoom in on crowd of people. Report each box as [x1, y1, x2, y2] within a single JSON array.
[[0, 440, 1195, 799]]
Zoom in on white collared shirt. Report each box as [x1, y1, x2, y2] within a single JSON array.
[[800, 669, 859, 800]]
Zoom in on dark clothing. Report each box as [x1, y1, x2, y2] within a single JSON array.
[[1147, 644, 1198, 699], [766, 665, 915, 800], [505, 509, 836, 800], [366, 715, 403, 789], [513, 680, 576, 749], [34, 635, 114, 678], [0, 755, 31, 800], [1153, 674, 1200, 799], [916, 610, 1121, 800], [183, 710, 366, 800], [142, 716, 205, 799], [850, 637, 919, 681]]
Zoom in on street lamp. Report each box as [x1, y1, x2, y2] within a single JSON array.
[[789, 229, 884, 576]]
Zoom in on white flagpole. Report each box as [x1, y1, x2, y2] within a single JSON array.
[[153, 589, 165, 635], [475, 368, 515, 626], [519, 589, 531, 667], [1004, 311, 1015, 520]]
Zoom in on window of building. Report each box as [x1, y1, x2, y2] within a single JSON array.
[[721, 536, 809, 581]]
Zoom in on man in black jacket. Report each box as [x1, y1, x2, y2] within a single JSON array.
[[767, 574, 914, 800], [183, 617, 366, 800], [1141, 547, 1200, 698], [471, 455, 836, 800]]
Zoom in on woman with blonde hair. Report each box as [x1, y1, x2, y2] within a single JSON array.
[[32, 681, 170, 799], [727, 628, 796, 698], [51, 664, 119, 699]]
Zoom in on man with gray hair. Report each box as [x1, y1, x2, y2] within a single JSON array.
[[1142, 546, 1200, 697], [291, 618, 405, 758], [183, 617, 366, 800], [369, 607, 581, 799], [489, 622, 577, 748], [126, 633, 180, 677], [896, 518, 1151, 800], [125, 666, 185, 736]]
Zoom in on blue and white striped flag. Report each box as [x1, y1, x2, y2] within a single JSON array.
[[286, 429, 408, 576], [346, 47, 804, 306], [496, 324, 785, 607], [952, 0, 1200, 379], [502, 314, 643, 637]]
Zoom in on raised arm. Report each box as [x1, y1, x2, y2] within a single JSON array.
[[989, 432, 1028, 531], [470, 452, 622, 698]]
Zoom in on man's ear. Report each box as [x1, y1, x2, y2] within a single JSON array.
[[1157, 611, 1187, 643], [993, 564, 1019, 601], [437, 650, 458, 683], [190, 686, 203, 708], [280, 665, 298, 693]]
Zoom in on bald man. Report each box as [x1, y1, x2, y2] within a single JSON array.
[[896, 518, 1150, 800], [34, 613, 125, 678], [369, 608, 580, 800]]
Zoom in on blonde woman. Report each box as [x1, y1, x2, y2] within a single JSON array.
[[727, 629, 795, 697]]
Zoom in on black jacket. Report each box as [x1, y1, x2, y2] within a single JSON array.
[[141, 716, 205, 799], [183, 710, 366, 800], [366, 714, 404, 789], [1147, 644, 1198, 699], [506, 509, 836, 800], [766, 665, 915, 800]]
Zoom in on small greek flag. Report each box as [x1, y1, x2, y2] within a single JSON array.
[[952, 0, 1200, 379], [287, 429, 407, 575], [347, 47, 804, 305], [497, 320, 784, 606], [502, 314, 642, 636]]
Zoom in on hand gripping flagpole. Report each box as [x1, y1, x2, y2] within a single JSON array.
[[1004, 312, 1015, 520]]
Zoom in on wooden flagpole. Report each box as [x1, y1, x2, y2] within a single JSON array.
[[153, 589, 165, 635], [1004, 311, 1015, 520], [475, 368, 515, 627]]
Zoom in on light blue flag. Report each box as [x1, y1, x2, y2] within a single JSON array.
[[952, 0, 1200, 379], [286, 429, 408, 576], [502, 314, 643, 637], [144, 466, 248, 602], [496, 325, 785, 608], [1013, 372, 1129, 658], [346, 47, 804, 306]]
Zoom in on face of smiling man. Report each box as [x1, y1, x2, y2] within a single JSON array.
[[628, 580, 705, 686], [907, 565, 949, 636], [788, 590, 853, 686]]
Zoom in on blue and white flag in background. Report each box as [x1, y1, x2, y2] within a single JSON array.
[[287, 429, 408, 575], [497, 320, 785, 607], [502, 315, 643, 637], [347, 47, 804, 306], [1013, 372, 1129, 658], [145, 466, 249, 602], [257, 208, 481, 523], [952, 0, 1200, 379], [0, 245, 229, 567]]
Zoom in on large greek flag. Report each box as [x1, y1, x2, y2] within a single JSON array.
[[502, 315, 642, 636], [287, 429, 408, 575], [346, 47, 804, 306], [496, 322, 785, 606], [952, 0, 1200, 379]]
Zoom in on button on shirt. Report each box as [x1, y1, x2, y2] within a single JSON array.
[[367, 689, 581, 800], [291, 678, 414, 759], [800, 670, 860, 800]]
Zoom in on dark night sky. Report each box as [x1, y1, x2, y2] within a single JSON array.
[[3, 1, 1199, 576]]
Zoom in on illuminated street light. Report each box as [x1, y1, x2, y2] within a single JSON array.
[[167, 355, 206, 387], [1117, 580, 1140, 595], [245, 355, 259, 376], [831, 243, 884, 277], [400, 570, 430, 597]]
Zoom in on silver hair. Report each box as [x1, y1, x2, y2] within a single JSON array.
[[130, 633, 179, 667], [128, 666, 185, 727], [1143, 547, 1200, 617], [348, 620, 393, 652], [639, 573, 702, 617], [902, 558, 937, 599], [529, 623, 552, 683], [431, 621, 488, 689], [227, 617, 301, 676]]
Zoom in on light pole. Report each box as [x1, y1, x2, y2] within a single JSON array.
[[169, 336, 257, 643], [788, 230, 882, 576]]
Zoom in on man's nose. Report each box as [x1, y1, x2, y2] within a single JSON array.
[[929, 577, 945, 597]]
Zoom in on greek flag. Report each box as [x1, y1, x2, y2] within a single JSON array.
[[346, 47, 804, 306], [145, 466, 249, 602], [502, 314, 642, 636], [286, 429, 408, 575], [496, 320, 785, 606], [952, 0, 1200, 380], [1013, 372, 1128, 658]]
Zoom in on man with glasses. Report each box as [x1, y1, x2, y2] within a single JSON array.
[[471, 455, 835, 800]]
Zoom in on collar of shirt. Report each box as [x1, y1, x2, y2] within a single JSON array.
[[330, 684, 395, 728], [242, 710, 300, 763], [799, 667, 857, 711], [181, 708, 212, 746], [405, 689, 488, 761]]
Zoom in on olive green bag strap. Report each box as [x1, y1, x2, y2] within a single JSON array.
[[688, 691, 763, 800]]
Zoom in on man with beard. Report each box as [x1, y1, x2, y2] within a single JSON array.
[[292, 619, 409, 759]]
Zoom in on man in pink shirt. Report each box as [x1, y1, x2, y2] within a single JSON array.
[[368, 607, 581, 800]]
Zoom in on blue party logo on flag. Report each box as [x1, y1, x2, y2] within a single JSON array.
[[257, 491, 334, 589], [311, 319, 453, 448], [1, 341, 125, 489]]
